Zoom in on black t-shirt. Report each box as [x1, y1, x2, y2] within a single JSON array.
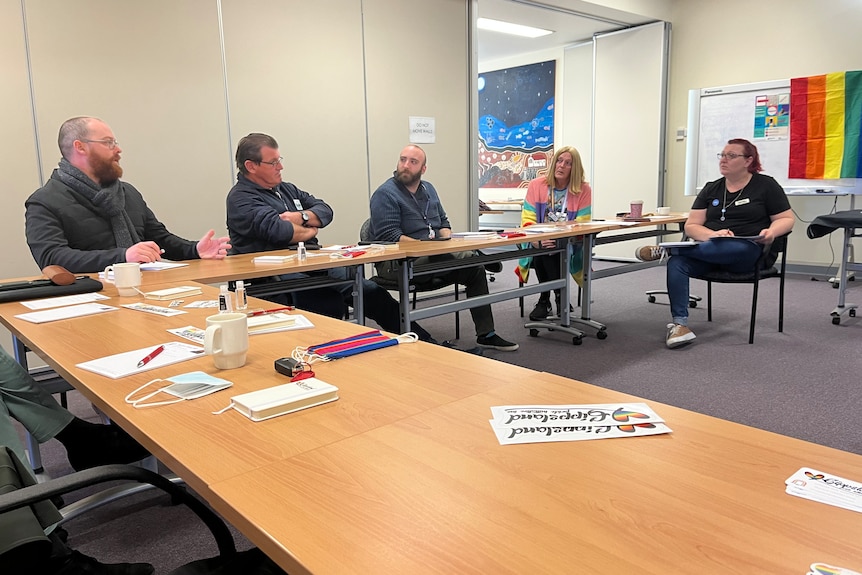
[[692, 173, 790, 237]]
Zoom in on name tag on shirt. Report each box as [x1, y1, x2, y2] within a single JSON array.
[[736, 198, 750, 206], [293, 199, 303, 210]]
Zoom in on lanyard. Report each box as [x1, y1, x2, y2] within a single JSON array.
[[274, 190, 291, 211], [546, 187, 567, 222], [410, 185, 434, 239]]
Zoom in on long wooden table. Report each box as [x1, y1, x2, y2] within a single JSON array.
[[210, 371, 862, 574], [390, 224, 616, 340], [3, 244, 862, 574], [0, 285, 531, 494]]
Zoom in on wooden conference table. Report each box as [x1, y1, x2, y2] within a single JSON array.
[[389, 217, 685, 339], [2, 282, 862, 574]]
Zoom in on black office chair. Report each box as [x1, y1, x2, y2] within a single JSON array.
[[359, 218, 461, 338], [0, 462, 235, 565], [646, 233, 790, 344]]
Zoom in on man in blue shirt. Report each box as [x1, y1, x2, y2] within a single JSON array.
[[369, 145, 518, 351]]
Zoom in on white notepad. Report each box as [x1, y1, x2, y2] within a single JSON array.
[[15, 303, 118, 324], [76, 341, 205, 379]]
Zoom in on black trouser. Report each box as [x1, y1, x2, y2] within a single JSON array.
[[377, 251, 494, 336], [531, 253, 562, 302], [270, 270, 408, 335]]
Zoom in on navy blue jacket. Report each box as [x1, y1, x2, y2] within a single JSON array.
[[226, 173, 334, 254]]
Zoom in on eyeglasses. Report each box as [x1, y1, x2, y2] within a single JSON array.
[[81, 138, 119, 150], [257, 157, 283, 167], [717, 152, 748, 160]]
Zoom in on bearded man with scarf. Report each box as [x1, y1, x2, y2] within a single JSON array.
[[25, 116, 230, 273]]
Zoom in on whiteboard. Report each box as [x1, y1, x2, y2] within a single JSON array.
[[684, 80, 861, 195]]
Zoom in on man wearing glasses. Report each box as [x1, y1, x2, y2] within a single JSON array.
[[25, 116, 230, 273], [226, 132, 434, 341]]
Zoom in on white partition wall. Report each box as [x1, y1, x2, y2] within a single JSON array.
[[1, 0, 45, 278], [25, 0, 231, 247], [363, 0, 472, 233], [592, 21, 669, 258], [0, 0, 472, 281], [221, 0, 370, 244]]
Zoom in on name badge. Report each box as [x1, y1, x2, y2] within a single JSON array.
[[736, 198, 750, 206], [293, 199, 303, 210]]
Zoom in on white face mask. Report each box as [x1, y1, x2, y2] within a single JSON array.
[[125, 371, 233, 408]]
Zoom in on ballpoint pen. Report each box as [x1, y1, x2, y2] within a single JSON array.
[[247, 306, 294, 317], [137, 345, 165, 368]]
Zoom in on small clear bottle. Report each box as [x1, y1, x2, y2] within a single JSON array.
[[297, 241, 308, 262], [234, 280, 248, 310], [218, 284, 233, 313]]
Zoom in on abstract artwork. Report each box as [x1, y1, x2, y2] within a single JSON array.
[[478, 60, 556, 189]]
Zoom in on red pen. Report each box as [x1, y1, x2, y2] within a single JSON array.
[[246, 306, 294, 317], [137, 345, 165, 368]]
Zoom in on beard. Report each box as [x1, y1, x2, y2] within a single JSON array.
[[396, 168, 421, 187], [91, 154, 123, 186]]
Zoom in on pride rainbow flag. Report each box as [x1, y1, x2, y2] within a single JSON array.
[[789, 70, 862, 179]]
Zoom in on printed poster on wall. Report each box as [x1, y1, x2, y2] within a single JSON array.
[[478, 60, 555, 190], [753, 93, 789, 139]]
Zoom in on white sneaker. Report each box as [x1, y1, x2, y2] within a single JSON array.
[[666, 323, 696, 348]]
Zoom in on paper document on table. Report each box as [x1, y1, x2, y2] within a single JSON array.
[[521, 226, 561, 234], [99, 261, 188, 280], [140, 260, 189, 271], [807, 563, 862, 575], [122, 302, 187, 316], [489, 403, 671, 445], [76, 341, 205, 379], [785, 467, 862, 514], [450, 231, 500, 239], [21, 293, 110, 310], [253, 255, 294, 264], [15, 303, 118, 324], [659, 241, 699, 248]]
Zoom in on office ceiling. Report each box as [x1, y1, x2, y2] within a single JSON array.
[[478, 0, 655, 63]]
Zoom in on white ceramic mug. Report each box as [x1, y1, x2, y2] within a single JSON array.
[[204, 313, 249, 370], [629, 200, 644, 219], [656, 206, 671, 216], [103, 262, 141, 296]]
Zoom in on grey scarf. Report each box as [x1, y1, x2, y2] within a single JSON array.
[[55, 158, 140, 248]]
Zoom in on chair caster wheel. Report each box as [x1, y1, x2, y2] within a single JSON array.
[[596, 330, 608, 340], [850, 309, 857, 317], [647, 295, 656, 303], [689, 301, 698, 308], [572, 337, 583, 345], [832, 316, 841, 325], [529, 329, 539, 337]]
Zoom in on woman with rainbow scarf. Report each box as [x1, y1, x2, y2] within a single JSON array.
[[517, 146, 592, 321]]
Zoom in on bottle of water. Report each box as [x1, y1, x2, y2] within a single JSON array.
[[234, 280, 248, 310], [297, 241, 307, 262]]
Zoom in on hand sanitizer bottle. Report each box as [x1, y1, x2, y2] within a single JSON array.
[[218, 284, 233, 313], [234, 280, 248, 310], [297, 241, 307, 262]]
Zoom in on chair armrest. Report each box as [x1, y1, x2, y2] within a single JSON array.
[[0, 464, 236, 556]]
